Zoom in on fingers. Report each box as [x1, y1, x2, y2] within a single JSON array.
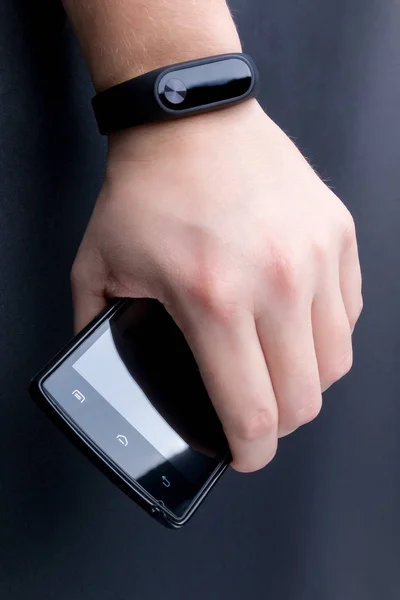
[[311, 220, 361, 391], [312, 261, 353, 392], [173, 303, 278, 473], [339, 230, 363, 333], [255, 304, 321, 438], [255, 228, 360, 438]]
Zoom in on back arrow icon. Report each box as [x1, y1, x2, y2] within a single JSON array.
[[162, 476, 170, 488]]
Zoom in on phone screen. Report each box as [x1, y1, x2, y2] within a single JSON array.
[[43, 299, 229, 517]]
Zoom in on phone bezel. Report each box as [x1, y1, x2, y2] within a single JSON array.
[[30, 299, 229, 529]]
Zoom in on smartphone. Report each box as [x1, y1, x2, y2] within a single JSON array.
[[30, 298, 230, 529]]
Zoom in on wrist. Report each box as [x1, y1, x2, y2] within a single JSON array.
[[105, 97, 262, 168]]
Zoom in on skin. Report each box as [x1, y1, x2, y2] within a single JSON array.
[[63, 0, 363, 473]]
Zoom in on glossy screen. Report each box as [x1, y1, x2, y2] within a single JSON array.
[[43, 300, 229, 517], [157, 57, 253, 111]]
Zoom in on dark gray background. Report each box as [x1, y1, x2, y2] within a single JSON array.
[[1, 0, 399, 598]]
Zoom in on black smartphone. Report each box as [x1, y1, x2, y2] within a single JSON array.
[[30, 298, 230, 529]]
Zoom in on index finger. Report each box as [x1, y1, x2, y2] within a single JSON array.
[[174, 306, 278, 472]]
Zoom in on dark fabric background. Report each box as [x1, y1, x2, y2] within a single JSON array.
[[1, 1, 399, 598]]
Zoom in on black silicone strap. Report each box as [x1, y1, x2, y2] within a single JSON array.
[[92, 53, 259, 135]]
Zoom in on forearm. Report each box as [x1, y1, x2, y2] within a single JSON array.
[[62, 0, 242, 92]]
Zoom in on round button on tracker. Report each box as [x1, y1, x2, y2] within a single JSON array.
[[163, 78, 187, 104]]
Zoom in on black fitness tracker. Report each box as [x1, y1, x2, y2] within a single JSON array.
[[92, 53, 259, 135]]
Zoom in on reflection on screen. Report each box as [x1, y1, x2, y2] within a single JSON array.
[[73, 329, 188, 460]]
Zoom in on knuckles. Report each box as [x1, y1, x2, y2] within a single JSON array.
[[279, 388, 323, 433], [296, 396, 323, 426], [322, 347, 354, 389], [228, 408, 278, 443], [183, 270, 243, 323], [340, 210, 357, 249], [266, 248, 303, 300], [179, 209, 359, 313], [349, 297, 364, 332], [355, 297, 364, 321]]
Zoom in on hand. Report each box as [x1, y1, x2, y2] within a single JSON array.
[[71, 99, 362, 472]]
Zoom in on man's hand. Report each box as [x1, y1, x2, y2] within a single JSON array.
[[71, 98, 362, 472]]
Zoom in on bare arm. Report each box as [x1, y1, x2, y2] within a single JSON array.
[[62, 0, 241, 91]]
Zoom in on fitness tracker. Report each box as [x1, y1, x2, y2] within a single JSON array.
[[92, 53, 259, 135]]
